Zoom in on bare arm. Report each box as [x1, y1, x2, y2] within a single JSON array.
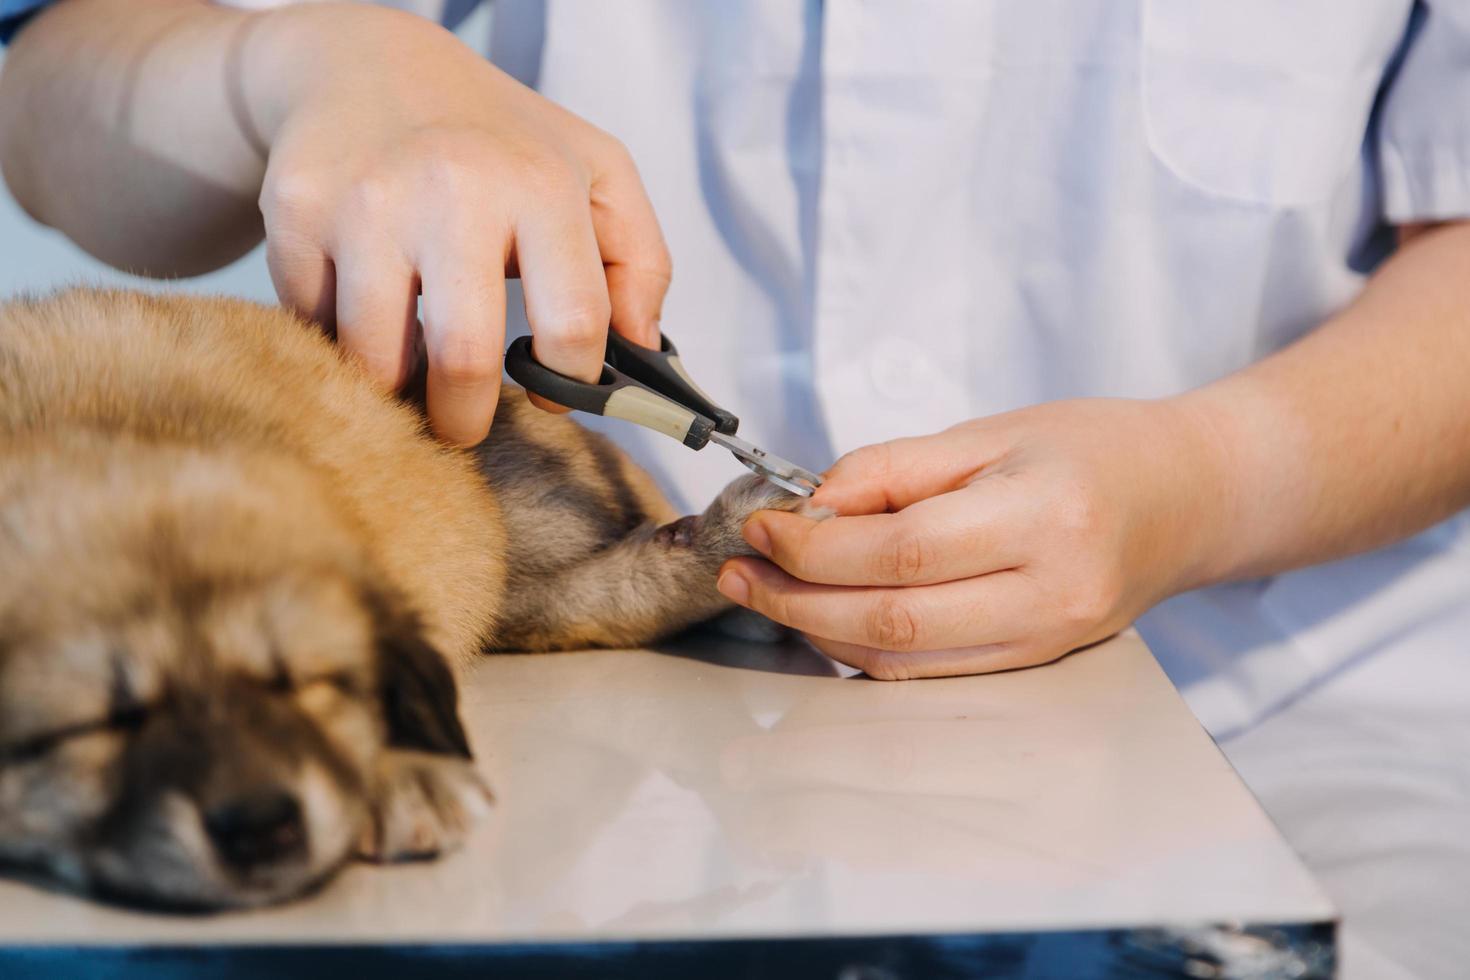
[[720, 222, 1470, 677], [0, 0, 672, 446], [1183, 220, 1470, 583], [0, 0, 269, 274]]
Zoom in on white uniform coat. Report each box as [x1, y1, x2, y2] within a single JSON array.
[[223, 2, 1470, 974], [475, 0, 1470, 738]]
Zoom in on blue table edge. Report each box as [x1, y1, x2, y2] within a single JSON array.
[[0, 919, 1337, 979]]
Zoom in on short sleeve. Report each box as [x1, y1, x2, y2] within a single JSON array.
[[1377, 1, 1470, 223], [0, 0, 51, 44]]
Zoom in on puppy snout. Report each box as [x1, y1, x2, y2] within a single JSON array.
[[203, 790, 306, 870]]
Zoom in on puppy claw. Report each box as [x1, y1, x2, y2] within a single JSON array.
[[357, 750, 492, 863]]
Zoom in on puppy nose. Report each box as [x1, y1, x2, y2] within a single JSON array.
[[204, 791, 305, 869]]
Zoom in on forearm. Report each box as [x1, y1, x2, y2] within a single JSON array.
[[0, 0, 459, 278], [1178, 221, 1470, 585], [0, 0, 272, 274]]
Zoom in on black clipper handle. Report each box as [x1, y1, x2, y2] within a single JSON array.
[[504, 336, 717, 449], [605, 333, 740, 435]]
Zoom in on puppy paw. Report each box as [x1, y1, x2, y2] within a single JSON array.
[[356, 750, 493, 863], [681, 473, 826, 562], [712, 472, 811, 520], [652, 514, 699, 548]]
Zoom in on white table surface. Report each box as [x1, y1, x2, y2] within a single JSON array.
[[0, 630, 1334, 947]]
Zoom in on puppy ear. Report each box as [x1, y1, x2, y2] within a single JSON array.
[[369, 596, 472, 760]]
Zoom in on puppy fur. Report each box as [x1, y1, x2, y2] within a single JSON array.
[[0, 288, 804, 908]]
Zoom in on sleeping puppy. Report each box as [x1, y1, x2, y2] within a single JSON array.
[[0, 288, 803, 910]]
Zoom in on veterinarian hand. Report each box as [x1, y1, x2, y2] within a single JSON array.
[[716, 399, 1226, 679], [254, 8, 669, 444], [714, 223, 1470, 680], [0, 2, 669, 448]]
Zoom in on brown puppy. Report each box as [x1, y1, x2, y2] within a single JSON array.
[[0, 288, 802, 910]]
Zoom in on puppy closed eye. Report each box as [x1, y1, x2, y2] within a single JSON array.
[[291, 669, 372, 716], [250, 653, 366, 697], [0, 705, 150, 766], [255, 669, 368, 698], [309, 670, 368, 698]]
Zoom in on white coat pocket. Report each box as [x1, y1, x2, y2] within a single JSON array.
[[1139, 0, 1411, 208]]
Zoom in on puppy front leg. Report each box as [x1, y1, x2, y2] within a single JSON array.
[[491, 475, 822, 652], [359, 614, 493, 862]]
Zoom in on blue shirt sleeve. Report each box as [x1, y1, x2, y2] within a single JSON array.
[[1, 0, 51, 44]]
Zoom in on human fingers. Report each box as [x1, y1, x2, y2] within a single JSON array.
[[331, 239, 419, 390], [419, 244, 507, 446], [811, 427, 1001, 516], [742, 483, 1021, 587], [514, 188, 612, 397], [585, 135, 670, 349], [265, 233, 337, 329], [716, 559, 1042, 654]]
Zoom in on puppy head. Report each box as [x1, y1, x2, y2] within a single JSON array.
[[0, 444, 471, 909]]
